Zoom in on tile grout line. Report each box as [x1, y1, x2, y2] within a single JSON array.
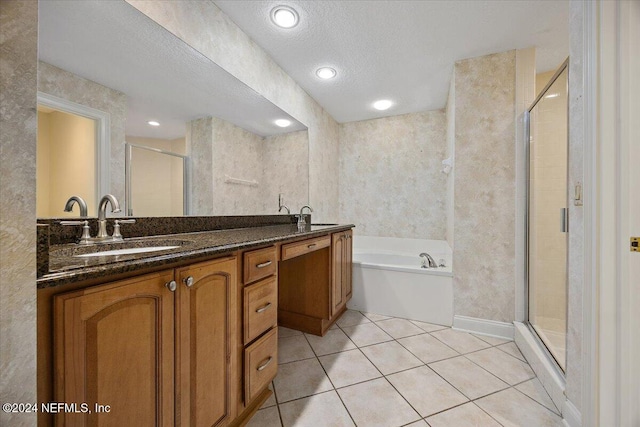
[[510, 382, 564, 417], [300, 329, 360, 427], [270, 380, 285, 427]]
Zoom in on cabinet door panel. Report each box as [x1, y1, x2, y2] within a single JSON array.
[[177, 257, 237, 427], [331, 233, 345, 316], [54, 271, 175, 427]]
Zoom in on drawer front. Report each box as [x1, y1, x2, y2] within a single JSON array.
[[244, 277, 278, 344], [244, 327, 278, 404], [243, 246, 277, 284], [281, 235, 331, 261]]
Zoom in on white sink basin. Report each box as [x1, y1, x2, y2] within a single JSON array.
[[75, 246, 180, 258]]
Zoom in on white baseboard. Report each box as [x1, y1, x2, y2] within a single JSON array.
[[452, 315, 515, 340], [562, 398, 582, 427]]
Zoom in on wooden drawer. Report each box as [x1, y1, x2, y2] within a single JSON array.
[[281, 235, 331, 261], [243, 246, 277, 284], [244, 277, 278, 344], [244, 327, 278, 404]]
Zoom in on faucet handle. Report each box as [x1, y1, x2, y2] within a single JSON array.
[[112, 219, 136, 241], [60, 220, 92, 244]]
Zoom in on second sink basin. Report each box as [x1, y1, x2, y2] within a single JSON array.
[[75, 245, 181, 258]]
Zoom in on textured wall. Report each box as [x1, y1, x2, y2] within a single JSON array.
[[445, 76, 456, 248], [126, 0, 340, 223], [453, 51, 516, 323], [565, 0, 585, 413], [0, 1, 38, 425], [211, 117, 264, 215], [339, 111, 447, 239], [262, 130, 309, 214], [38, 62, 127, 204], [187, 117, 214, 215]]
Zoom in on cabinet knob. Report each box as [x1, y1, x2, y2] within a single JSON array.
[[165, 280, 177, 292], [184, 276, 194, 288]]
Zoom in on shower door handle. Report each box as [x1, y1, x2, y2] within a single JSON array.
[[560, 208, 568, 233]]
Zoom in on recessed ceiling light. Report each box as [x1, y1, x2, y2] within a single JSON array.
[[147, 121, 160, 126], [316, 67, 337, 79], [373, 100, 393, 111], [270, 6, 299, 29], [275, 119, 291, 127], [544, 93, 559, 99]]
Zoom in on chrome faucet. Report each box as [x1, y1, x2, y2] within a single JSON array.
[[96, 194, 121, 240], [297, 205, 313, 226], [278, 193, 290, 214], [64, 195, 88, 217], [419, 252, 437, 269]]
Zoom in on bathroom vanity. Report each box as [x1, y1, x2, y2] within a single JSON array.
[[36, 218, 353, 426]]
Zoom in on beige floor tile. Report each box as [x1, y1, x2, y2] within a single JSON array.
[[278, 335, 315, 364], [410, 320, 449, 333], [466, 347, 535, 385], [318, 348, 382, 388], [246, 406, 281, 427], [278, 326, 303, 338], [404, 421, 428, 427], [472, 334, 511, 346], [387, 366, 468, 417], [273, 358, 334, 403], [362, 311, 393, 322], [428, 356, 509, 399], [305, 329, 356, 356], [430, 328, 491, 354], [515, 378, 560, 415], [497, 341, 526, 362], [426, 402, 501, 427], [335, 310, 371, 327], [341, 323, 393, 347], [337, 378, 421, 427], [475, 388, 564, 427], [397, 333, 459, 363], [375, 318, 425, 339], [360, 341, 423, 375], [261, 385, 276, 408], [279, 390, 354, 427]]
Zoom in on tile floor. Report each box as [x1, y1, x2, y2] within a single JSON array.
[[248, 310, 563, 427]]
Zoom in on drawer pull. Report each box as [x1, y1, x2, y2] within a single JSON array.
[[256, 356, 273, 371], [183, 276, 194, 288], [255, 302, 272, 313], [256, 260, 272, 269], [307, 243, 317, 249], [165, 280, 177, 292]]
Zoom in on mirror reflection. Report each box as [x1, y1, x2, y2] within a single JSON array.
[[36, 0, 309, 218]]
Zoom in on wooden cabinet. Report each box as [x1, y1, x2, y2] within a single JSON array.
[[53, 257, 238, 427], [176, 258, 238, 427], [53, 270, 176, 427], [278, 229, 353, 336], [332, 230, 353, 316]]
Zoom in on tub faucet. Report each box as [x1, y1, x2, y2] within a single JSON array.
[[297, 205, 313, 226], [96, 194, 121, 240], [64, 195, 88, 217], [419, 252, 437, 269]]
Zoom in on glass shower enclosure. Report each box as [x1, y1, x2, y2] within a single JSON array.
[[525, 59, 569, 371]]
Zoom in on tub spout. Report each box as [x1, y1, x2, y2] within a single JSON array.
[[419, 252, 437, 268]]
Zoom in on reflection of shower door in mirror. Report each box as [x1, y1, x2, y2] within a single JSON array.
[[125, 143, 188, 216], [526, 61, 568, 372]]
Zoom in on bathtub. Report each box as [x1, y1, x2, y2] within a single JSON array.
[[348, 236, 453, 326]]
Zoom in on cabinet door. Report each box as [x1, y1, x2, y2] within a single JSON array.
[[344, 230, 353, 301], [54, 270, 175, 427], [176, 257, 237, 427], [331, 233, 345, 316]]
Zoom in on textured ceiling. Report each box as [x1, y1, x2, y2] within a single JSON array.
[[214, 0, 569, 123], [38, 1, 306, 139]]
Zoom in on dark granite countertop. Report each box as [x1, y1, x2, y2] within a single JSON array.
[[37, 223, 354, 289]]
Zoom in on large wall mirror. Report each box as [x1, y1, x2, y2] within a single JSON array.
[[37, 0, 309, 218]]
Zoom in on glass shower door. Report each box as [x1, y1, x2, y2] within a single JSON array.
[[526, 62, 568, 371]]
